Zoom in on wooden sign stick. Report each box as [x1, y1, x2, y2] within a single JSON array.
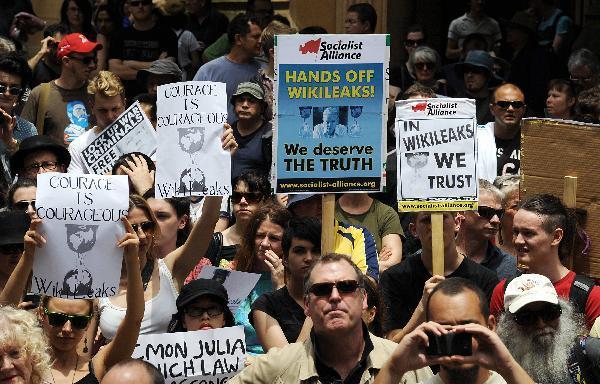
[[321, 194, 336, 255], [563, 176, 577, 270], [431, 212, 445, 276]]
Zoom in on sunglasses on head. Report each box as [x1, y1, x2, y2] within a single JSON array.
[[131, 221, 155, 232], [477, 206, 504, 220], [308, 279, 361, 297], [14, 199, 36, 211], [68, 55, 98, 65], [44, 308, 92, 330], [184, 305, 224, 318], [130, 0, 152, 6], [0, 243, 24, 254], [404, 39, 424, 47], [494, 100, 525, 110], [231, 191, 263, 204], [0, 83, 23, 96], [414, 62, 434, 70], [513, 304, 562, 326]]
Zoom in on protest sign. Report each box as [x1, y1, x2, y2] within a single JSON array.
[[155, 81, 231, 198], [395, 98, 478, 212], [198, 267, 261, 314], [132, 326, 246, 384], [274, 34, 389, 193], [82, 101, 157, 175], [32, 173, 129, 298]]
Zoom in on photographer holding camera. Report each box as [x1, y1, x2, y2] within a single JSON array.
[[375, 278, 534, 384]]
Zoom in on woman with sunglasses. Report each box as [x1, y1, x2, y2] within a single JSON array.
[[0, 216, 144, 384], [407, 46, 449, 96], [167, 278, 235, 332], [186, 171, 272, 281], [6, 178, 37, 218], [232, 202, 291, 354], [97, 194, 222, 340]]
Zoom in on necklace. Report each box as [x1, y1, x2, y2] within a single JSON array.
[[50, 355, 79, 384]]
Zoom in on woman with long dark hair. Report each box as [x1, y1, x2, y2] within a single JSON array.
[[60, 0, 96, 40]]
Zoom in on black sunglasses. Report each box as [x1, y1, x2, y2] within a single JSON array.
[[308, 280, 361, 297], [130, 0, 152, 6], [404, 39, 424, 47], [513, 304, 562, 326], [68, 55, 98, 65], [231, 191, 263, 204], [477, 206, 504, 220], [415, 62, 434, 70], [131, 221, 156, 232], [0, 243, 24, 254], [185, 305, 224, 318], [44, 308, 92, 330], [494, 100, 525, 110], [14, 199, 36, 211], [0, 83, 23, 96]]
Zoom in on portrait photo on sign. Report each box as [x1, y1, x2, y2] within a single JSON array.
[[312, 106, 348, 139]]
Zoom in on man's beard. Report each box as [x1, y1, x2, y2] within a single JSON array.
[[497, 299, 586, 384], [443, 365, 479, 384]]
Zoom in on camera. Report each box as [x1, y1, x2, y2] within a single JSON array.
[[426, 332, 472, 356]]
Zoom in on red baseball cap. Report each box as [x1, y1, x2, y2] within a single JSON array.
[[57, 33, 102, 59]]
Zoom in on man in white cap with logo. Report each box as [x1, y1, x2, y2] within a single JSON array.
[[497, 273, 600, 384]]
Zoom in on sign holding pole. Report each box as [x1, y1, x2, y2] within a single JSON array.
[[396, 99, 478, 275]]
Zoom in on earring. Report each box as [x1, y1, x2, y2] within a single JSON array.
[[83, 336, 88, 353]]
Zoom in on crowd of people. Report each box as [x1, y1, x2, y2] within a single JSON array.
[[0, 0, 600, 383]]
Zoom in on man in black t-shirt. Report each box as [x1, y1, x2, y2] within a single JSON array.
[[380, 211, 499, 342], [108, 0, 178, 98]]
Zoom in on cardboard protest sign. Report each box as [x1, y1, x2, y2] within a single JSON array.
[[155, 81, 231, 198], [198, 267, 261, 314], [32, 173, 129, 298], [82, 101, 157, 175], [133, 326, 246, 384], [521, 118, 600, 278], [396, 98, 478, 211], [274, 34, 389, 193]]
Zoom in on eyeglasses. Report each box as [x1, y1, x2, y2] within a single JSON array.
[[308, 279, 361, 297], [404, 39, 425, 47], [129, 0, 153, 7], [477, 206, 504, 220], [0, 83, 22, 96], [184, 305, 224, 318], [68, 55, 98, 65], [44, 308, 92, 330], [14, 199, 36, 211], [0, 243, 24, 255], [23, 161, 59, 174], [494, 100, 525, 110], [513, 304, 562, 326], [130, 221, 156, 232], [414, 62, 434, 70], [569, 75, 593, 84], [231, 191, 263, 204]]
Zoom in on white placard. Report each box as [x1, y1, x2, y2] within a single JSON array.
[[82, 102, 157, 174], [132, 326, 246, 384], [155, 81, 231, 198], [197, 266, 261, 314], [32, 173, 129, 298], [396, 98, 478, 211]]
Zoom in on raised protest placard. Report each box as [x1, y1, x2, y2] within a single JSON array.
[[396, 98, 478, 212], [32, 173, 129, 298], [82, 101, 157, 175], [198, 267, 261, 314], [132, 326, 246, 384], [155, 81, 231, 198], [274, 34, 389, 193]]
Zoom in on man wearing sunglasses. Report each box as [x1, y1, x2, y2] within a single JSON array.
[[497, 274, 600, 384], [230, 253, 433, 383], [476, 83, 526, 182], [22, 33, 100, 146], [0, 210, 30, 292], [456, 179, 516, 280]]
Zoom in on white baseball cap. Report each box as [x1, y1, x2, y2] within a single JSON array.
[[504, 274, 559, 314]]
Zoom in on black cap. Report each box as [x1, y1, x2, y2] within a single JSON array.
[[10, 136, 71, 177], [176, 278, 229, 309], [0, 210, 31, 245]]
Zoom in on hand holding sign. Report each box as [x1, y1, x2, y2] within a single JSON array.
[[222, 123, 238, 156]]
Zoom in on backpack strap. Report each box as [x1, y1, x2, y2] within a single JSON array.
[[35, 82, 51, 135], [570, 274, 595, 315]]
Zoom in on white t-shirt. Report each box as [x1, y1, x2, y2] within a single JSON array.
[[67, 128, 101, 174]]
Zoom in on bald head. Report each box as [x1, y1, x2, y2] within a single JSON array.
[[491, 83, 525, 104], [490, 83, 526, 131], [101, 360, 164, 384]]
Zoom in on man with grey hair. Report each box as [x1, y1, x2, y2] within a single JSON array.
[[497, 273, 600, 384], [568, 48, 600, 93], [456, 179, 516, 280], [313, 107, 347, 139], [493, 175, 520, 257]]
